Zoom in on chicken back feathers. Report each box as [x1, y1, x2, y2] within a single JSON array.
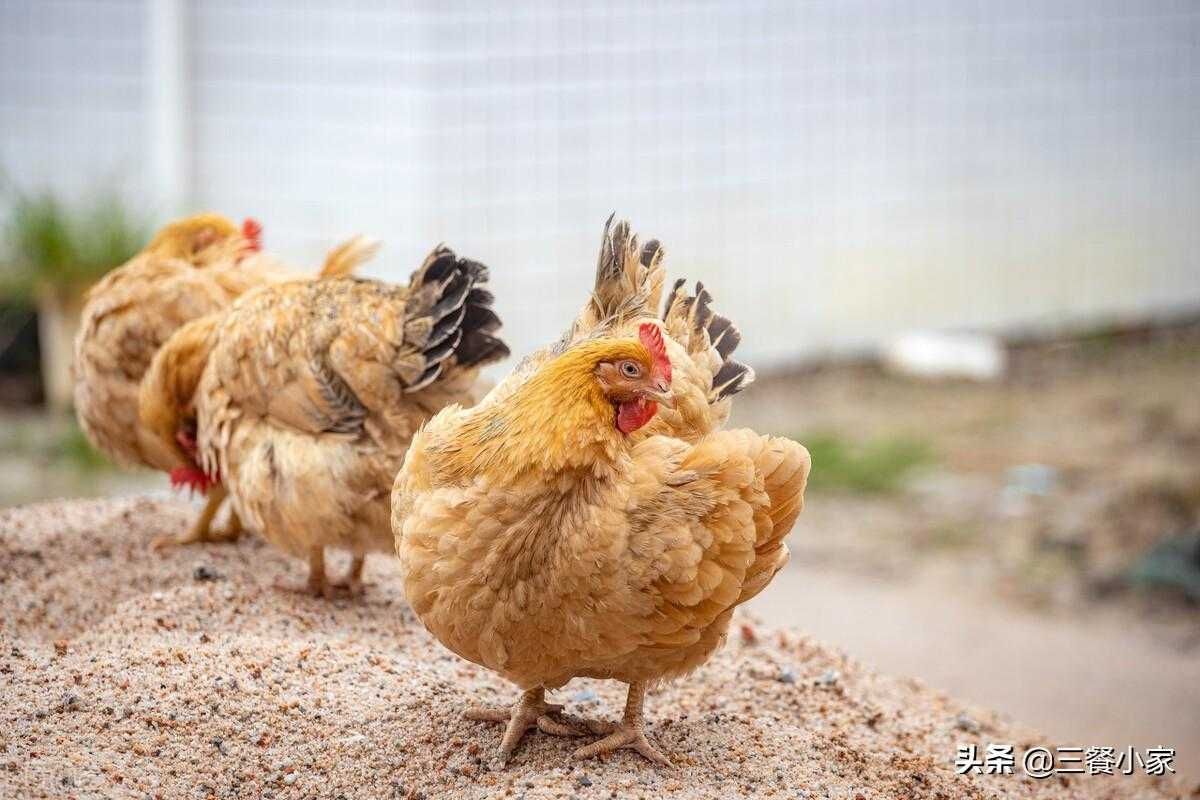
[[196, 247, 508, 561], [73, 210, 383, 473], [392, 218, 808, 692]]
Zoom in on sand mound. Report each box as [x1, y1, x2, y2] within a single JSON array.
[[0, 498, 1182, 799]]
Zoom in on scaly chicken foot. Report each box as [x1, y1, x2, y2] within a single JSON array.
[[572, 682, 672, 767], [150, 487, 243, 551], [465, 687, 591, 764]]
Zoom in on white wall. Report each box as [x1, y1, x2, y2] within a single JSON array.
[[3, 0, 1199, 367]]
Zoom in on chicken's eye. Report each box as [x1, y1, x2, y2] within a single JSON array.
[[620, 361, 642, 378]]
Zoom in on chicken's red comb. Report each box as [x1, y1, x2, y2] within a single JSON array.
[[241, 218, 263, 252], [639, 322, 671, 382]]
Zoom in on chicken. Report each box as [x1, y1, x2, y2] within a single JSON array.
[[74, 212, 375, 548], [391, 217, 810, 766], [141, 245, 509, 597]]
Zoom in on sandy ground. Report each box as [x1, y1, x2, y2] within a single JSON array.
[[0, 498, 1189, 800], [750, 567, 1200, 781], [734, 330, 1200, 782]]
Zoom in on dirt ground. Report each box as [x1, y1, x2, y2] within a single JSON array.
[[733, 324, 1200, 782], [0, 498, 1189, 800], [0, 324, 1196, 793], [735, 324, 1200, 619]]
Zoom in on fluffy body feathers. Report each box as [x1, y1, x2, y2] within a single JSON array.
[[74, 214, 378, 473], [74, 214, 278, 469], [175, 246, 507, 591]]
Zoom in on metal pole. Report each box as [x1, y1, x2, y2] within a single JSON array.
[[146, 0, 191, 216]]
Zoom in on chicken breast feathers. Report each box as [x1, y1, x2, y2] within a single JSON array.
[[396, 425, 807, 689]]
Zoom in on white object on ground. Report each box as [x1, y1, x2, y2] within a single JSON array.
[[882, 331, 1007, 381]]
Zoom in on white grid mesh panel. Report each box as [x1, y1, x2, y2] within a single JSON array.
[[6, 1, 1200, 365], [0, 0, 148, 200]]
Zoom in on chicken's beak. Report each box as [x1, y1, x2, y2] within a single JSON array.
[[642, 380, 676, 409]]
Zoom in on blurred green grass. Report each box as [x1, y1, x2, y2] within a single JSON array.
[[799, 432, 933, 494], [0, 414, 111, 473], [54, 424, 109, 472], [1, 183, 147, 299]]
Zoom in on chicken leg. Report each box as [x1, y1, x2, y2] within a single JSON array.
[[151, 486, 243, 550], [328, 553, 367, 595], [274, 547, 334, 598], [465, 687, 591, 764], [275, 549, 371, 599], [573, 682, 671, 767]]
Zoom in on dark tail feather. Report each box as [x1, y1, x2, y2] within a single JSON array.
[[580, 215, 665, 331], [712, 358, 753, 400], [455, 259, 509, 368], [401, 246, 510, 393], [663, 279, 754, 401]]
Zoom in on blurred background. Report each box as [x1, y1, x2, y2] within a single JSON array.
[[1, 0, 1198, 779]]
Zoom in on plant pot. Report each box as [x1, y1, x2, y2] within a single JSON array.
[[35, 282, 89, 412]]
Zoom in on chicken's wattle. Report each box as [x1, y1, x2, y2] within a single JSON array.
[[617, 397, 658, 434]]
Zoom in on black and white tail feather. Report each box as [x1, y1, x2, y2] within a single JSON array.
[[583, 214, 665, 330], [661, 277, 754, 401], [400, 245, 509, 393], [561, 214, 752, 403]]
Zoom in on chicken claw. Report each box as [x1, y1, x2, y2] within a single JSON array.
[[465, 687, 590, 764], [574, 724, 671, 766], [572, 682, 672, 767], [150, 488, 242, 551]]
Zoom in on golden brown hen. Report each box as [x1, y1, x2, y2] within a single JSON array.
[[143, 246, 508, 596], [391, 218, 810, 766], [74, 212, 374, 548]]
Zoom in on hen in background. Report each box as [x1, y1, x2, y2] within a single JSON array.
[[392, 217, 809, 765], [143, 245, 508, 597], [74, 212, 374, 548]]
